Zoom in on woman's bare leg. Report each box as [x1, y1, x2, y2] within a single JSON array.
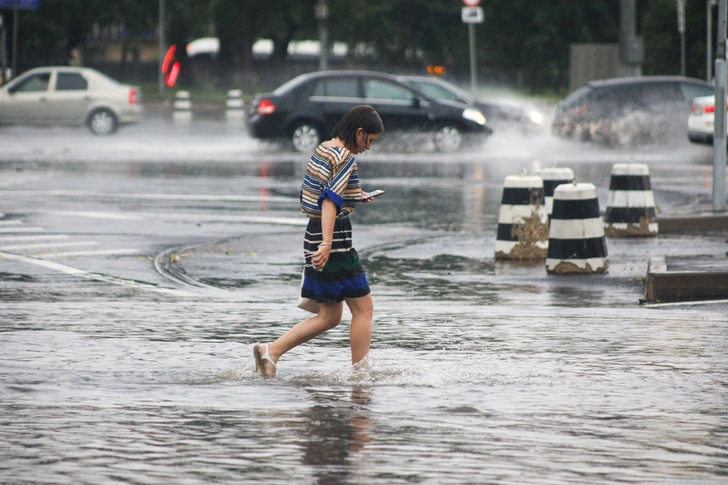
[[264, 301, 344, 363], [345, 294, 373, 365]]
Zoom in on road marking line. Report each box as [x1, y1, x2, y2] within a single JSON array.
[[0, 227, 44, 233], [46, 211, 143, 221], [0, 235, 69, 242], [0, 220, 23, 226], [0, 241, 97, 251], [3, 190, 292, 203], [29, 248, 139, 258], [0, 251, 195, 297], [148, 213, 308, 226]]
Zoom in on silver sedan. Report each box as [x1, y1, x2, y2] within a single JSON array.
[[0, 66, 142, 135]]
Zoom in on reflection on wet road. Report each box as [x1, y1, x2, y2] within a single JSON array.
[[1, 124, 727, 484]]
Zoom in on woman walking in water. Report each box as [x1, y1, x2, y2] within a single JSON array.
[[254, 105, 384, 378]]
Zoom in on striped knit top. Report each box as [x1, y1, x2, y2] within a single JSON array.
[[300, 144, 361, 219]]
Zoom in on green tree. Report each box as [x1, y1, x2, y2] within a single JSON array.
[[479, 0, 619, 90], [642, 0, 711, 80]]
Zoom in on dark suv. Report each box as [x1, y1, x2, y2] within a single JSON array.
[[247, 70, 489, 152], [552, 76, 713, 146]]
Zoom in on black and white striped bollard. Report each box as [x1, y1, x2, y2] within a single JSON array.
[[546, 182, 608, 274], [494, 174, 549, 260], [537, 166, 575, 220], [603, 162, 658, 237], [225, 89, 244, 123], [173, 91, 192, 123]]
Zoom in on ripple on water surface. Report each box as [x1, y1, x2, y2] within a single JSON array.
[[1, 300, 727, 484]]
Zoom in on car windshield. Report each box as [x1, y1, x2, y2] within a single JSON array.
[[12, 72, 51, 92]]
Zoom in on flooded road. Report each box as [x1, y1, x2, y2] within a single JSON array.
[[1, 121, 727, 484]]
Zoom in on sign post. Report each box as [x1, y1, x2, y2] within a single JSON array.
[[461, 0, 483, 94]]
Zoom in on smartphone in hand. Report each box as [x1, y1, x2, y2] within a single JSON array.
[[362, 189, 385, 199]]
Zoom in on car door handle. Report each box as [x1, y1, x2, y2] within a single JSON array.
[[84, 96, 91, 100], [39, 97, 46, 102]]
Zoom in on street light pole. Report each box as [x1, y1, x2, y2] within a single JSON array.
[[468, 23, 477, 94], [713, 0, 727, 211]]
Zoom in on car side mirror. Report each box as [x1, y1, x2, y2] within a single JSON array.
[[412, 97, 421, 108], [7, 85, 17, 95]]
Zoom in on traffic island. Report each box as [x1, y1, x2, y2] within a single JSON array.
[[643, 255, 728, 303]]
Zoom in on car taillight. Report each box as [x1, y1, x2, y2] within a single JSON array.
[[257, 99, 276, 115], [704, 105, 715, 114], [129, 88, 137, 105]]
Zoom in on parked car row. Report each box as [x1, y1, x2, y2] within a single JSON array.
[[0, 66, 143, 135]]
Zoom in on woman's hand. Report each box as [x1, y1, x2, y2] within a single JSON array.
[[312, 244, 331, 270]]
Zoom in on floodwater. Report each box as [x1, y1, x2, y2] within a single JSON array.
[[2, 298, 727, 484], [1, 122, 727, 484]]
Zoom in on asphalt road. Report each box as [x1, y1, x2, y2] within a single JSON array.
[[2, 119, 727, 485], [0, 117, 723, 311]]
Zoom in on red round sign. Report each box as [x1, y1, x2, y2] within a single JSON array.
[[463, 0, 480, 6]]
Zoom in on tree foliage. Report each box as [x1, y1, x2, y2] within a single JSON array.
[[0, 0, 717, 91]]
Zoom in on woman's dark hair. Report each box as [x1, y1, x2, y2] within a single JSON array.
[[331, 105, 384, 148]]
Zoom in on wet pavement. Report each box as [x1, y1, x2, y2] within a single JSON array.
[[1, 119, 727, 484]]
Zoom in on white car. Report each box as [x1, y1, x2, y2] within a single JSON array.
[[688, 95, 721, 144], [0, 66, 142, 135]]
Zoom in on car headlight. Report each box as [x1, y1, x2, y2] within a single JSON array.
[[528, 110, 544, 125], [462, 108, 486, 125]]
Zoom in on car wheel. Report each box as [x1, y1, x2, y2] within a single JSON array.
[[434, 124, 464, 152], [88, 109, 118, 135], [291, 122, 321, 153]]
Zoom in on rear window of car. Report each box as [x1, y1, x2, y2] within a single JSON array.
[[560, 86, 592, 108], [310, 78, 358, 98], [364, 79, 414, 101], [56, 73, 88, 91], [680, 82, 713, 101], [273, 75, 313, 95]]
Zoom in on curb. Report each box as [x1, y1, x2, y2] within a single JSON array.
[[644, 255, 728, 303], [656, 213, 728, 233]]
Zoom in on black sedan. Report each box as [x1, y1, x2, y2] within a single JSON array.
[[247, 70, 489, 152]]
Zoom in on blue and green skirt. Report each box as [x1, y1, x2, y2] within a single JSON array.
[[302, 217, 370, 303]]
